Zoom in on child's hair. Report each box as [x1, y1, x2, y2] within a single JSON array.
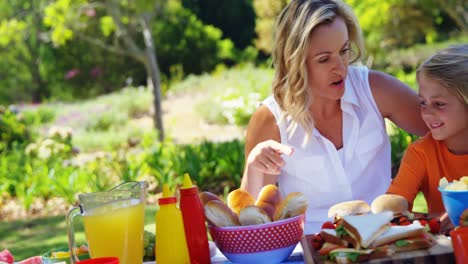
[[417, 44, 468, 105]]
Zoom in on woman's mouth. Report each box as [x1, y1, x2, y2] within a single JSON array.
[[330, 79, 344, 89]]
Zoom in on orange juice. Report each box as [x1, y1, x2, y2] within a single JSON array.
[[83, 198, 144, 264]]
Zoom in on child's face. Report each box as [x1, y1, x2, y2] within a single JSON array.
[[418, 72, 468, 152]]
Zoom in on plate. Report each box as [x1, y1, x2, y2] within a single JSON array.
[[301, 234, 454, 264]]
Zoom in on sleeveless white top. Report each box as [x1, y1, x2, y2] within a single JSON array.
[[263, 66, 391, 234]]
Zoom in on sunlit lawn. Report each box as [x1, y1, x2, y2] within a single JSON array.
[[0, 205, 157, 261]]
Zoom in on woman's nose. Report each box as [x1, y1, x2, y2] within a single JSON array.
[[334, 58, 346, 75]]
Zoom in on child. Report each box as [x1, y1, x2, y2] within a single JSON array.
[[387, 44, 468, 233]]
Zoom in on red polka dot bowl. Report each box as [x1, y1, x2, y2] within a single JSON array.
[[209, 214, 305, 264]]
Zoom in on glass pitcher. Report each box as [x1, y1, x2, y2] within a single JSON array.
[[67, 181, 148, 264]]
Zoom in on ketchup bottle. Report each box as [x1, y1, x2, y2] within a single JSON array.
[[179, 174, 211, 264], [156, 184, 190, 264]]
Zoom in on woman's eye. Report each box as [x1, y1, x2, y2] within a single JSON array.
[[340, 48, 350, 55], [319, 57, 329, 63], [419, 101, 427, 106], [435, 102, 446, 107]]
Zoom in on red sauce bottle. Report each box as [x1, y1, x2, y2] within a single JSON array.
[[179, 174, 211, 264]]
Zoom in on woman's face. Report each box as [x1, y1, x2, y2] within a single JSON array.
[[306, 17, 350, 102], [418, 72, 468, 151]]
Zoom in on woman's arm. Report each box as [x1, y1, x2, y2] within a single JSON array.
[[240, 105, 293, 198], [369, 70, 429, 137]]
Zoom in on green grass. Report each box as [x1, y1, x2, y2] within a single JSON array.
[[413, 192, 428, 213], [0, 205, 157, 261], [29, 86, 154, 152]]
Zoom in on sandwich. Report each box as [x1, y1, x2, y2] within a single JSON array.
[[315, 213, 435, 263], [371, 194, 442, 233], [371, 194, 412, 219], [320, 229, 349, 247], [326, 246, 394, 263], [317, 212, 394, 263], [328, 200, 370, 223], [388, 232, 435, 253], [338, 211, 393, 249], [369, 221, 435, 252]]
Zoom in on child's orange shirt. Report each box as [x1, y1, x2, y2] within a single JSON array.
[[387, 133, 468, 213]]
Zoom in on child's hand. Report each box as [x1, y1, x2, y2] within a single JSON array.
[[438, 212, 455, 235]]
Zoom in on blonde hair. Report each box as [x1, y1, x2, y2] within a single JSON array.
[[272, 0, 364, 141], [417, 44, 468, 105]]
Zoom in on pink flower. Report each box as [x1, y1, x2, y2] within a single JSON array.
[[65, 69, 80, 80], [90, 67, 102, 78], [85, 8, 96, 17]]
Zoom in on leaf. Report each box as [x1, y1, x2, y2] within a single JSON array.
[[100, 16, 116, 37]]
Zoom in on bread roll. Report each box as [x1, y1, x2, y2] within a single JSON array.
[[199, 191, 223, 206], [371, 194, 409, 217], [238, 205, 272, 226], [328, 200, 370, 220], [204, 200, 240, 227], [227, 188, 255, 215], [274, 192, 308, 221], [255, 184, 282, 220]]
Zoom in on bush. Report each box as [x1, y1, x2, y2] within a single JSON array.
[[193, 64, 273, 126], [21, 106, 56, 126], [386, 121, 419, 177], [0, 107, 31, 150], [182, 0, 256, 50], [153, 5, 236, 77]]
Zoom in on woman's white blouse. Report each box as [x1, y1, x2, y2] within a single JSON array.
[[263, 66, 391, 234]]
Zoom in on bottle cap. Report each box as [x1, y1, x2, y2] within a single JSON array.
[[181, 173, 193, 189], [159, 184, 177, 205]]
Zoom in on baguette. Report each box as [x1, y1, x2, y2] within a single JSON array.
[[239, 205, 272, 226], [199, 191, 223, 206], [227, 188, 255, 215], [371, 194, 410, 217], [255, 184, 282, 220], [274, 192, 308, 221], [328, 200, 370, 220], [204, 200, 240, 227]]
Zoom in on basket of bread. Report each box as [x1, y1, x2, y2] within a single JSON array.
[[201, 184, 308, 264]]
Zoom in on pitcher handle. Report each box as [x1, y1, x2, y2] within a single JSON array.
[[110, 181, 148, 191], [67, 205, 82, 264]]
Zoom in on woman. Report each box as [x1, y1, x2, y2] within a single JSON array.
[[241, 0, 428, 234]]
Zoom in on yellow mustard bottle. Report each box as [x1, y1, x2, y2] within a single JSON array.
[[156, 184, 191, 264]]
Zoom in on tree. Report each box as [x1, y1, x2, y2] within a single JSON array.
[[433, 0, 467, 33], [44, 0, 168, 140], [252, 0, 288, 54], [182, 0, 256, 50], [346, 0, 465, 67], [0, 0, 53, 102]]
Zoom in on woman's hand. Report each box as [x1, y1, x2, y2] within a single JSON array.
[[246, 140, 294, 175]]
